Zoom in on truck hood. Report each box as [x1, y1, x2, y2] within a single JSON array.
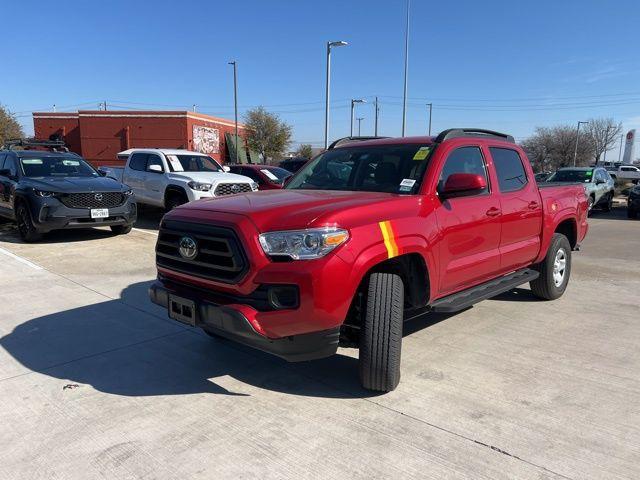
[[179, 189, 423, 232], [167, 171, 252, 184], [23, 176, 127, 193]]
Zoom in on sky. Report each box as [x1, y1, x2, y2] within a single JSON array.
[[3, 0, 640, 154]]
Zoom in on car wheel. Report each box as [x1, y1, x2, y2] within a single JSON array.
[[15, 202, 42, 243], [110, 224, 133, 235], [602, 193, 613, 212], [530, 233, 571, 300], [165, 193, 187, 211], [359, 272, 404, 392], [628, 208, 637, 219]]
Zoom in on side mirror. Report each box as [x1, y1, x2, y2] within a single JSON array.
[[223, 166, 231, 172], [595, 178, 605, 185], [441, 173, 487, 199], [148, 164, 163, 174], [97, 168, 107, 177]]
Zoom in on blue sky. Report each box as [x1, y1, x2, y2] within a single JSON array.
[[4, 0, 640, 152]]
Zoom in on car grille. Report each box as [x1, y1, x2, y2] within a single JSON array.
[[214, 183, 252, 196], [156, 220, 248, 283], [60, 192, 125, 209]]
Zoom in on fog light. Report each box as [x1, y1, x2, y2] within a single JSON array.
[[267, 285, 299, 310]]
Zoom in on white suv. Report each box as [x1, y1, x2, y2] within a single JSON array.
[[102, 149, 258, 209]]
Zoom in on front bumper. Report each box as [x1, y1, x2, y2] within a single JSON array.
[[149, 280, 340, 362], [27, 195, 137, 233]]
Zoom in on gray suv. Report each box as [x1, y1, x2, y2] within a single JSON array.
[[547, 167, 615, 212]]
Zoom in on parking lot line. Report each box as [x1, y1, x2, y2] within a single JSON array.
[[132, 228, 158, 236], [0, 246, 42, 270]]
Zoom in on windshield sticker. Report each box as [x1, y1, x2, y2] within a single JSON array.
[[261, 169, 278, 181], [166, 155, 184, 172], [413, 147, 431, 161], [21, 159, 43, 164], [399, 178, 416, 192], [585, 170, 592, 176]]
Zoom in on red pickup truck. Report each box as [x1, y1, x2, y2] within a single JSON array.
[[149, 129, 588, 392]]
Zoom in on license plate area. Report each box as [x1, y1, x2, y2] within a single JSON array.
[[91, 208, 109, 219], [168, 294, 197, 326]]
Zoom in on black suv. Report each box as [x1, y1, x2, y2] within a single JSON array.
[[0, 143, 137, 242]]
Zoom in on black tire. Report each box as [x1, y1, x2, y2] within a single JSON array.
[[110, 224, 133, 235], [602, 193, 613, 212], [15, 201, 42, 242], [165, 193, 187, 211], [359, 273, 404, 392], [628, 208, 637, 219], [530, 233, 571, 300]]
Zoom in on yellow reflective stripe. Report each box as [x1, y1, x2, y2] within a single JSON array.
[[379, 221, 399, 259]]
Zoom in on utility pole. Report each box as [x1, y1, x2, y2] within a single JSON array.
[[104, 100, 107, 111], [192, 104, 197, 112], [357, 117, 364, 136], [573, 121, 589, 167], [374, 96, 379, 136], [228, 61, 238, 163], [401, 0, 410, 136], [618, 133, 624, 162], [350, 99, 365, 137], [52, 104, 56, 112], [324, 41, 348, 149], [602, 125, 613, 165], [426, 103, 432, 135]]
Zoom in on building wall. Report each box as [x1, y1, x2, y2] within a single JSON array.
[[32, 110, 247, 167]]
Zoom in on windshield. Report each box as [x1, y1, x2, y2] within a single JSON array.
[[19, 155, 98, 178], [286, 144, 433, 193], [262, 167, 292, 183], [166, 154, 223, 173], [548, 169, 593, 183]]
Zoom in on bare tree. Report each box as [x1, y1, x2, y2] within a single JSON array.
[[585, 117, 622, 163], [521, 125, 594, 171], [0, 104, 24, 146], [244, 107, 292, 163]]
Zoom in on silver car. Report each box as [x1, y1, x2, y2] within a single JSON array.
[[547, 167, 615, 212]]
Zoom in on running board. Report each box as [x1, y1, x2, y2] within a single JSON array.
[[430, 268, 539, 313]]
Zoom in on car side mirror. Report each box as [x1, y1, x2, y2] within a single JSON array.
[[441, 173, 487, 199], [223, 166, 231, 172], [148, 164, 163, 174]]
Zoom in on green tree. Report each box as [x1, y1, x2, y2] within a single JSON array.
[[245, 107, 292, 162], [0, 104, 24, 146], [295, 144, 313, 159]]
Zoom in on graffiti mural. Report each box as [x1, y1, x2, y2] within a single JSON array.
[[192, 125, 220, 154]]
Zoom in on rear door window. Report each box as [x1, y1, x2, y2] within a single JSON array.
[[129, 153, 148, 171], [490, 148, 528, 192]]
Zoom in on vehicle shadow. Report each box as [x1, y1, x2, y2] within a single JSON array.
[[588, 204, 633, 221], [0, 280, 401, 399]]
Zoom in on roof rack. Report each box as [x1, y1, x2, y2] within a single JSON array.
[[327, 136, 390, 150], [434, 128, 515, 144], [2, 139, 70, 152]]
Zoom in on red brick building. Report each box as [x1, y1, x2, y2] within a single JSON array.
[[33, 110, 249, 167]]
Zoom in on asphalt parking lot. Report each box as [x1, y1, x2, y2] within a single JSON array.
[[0, 204, 638, 479]]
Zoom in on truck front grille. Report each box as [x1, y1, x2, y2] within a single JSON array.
[[214, 183, 252, 196], [60, 192, 125, 209], [156, 220, 248, 283]]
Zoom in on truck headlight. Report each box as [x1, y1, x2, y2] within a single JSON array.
[[188, 181, 212, 191], [34, 190, 56, 197], [250, 182, 259, 191], [259, 227, 349, 260]]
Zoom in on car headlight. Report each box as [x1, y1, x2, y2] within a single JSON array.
[[124, 189, 134, 196], [188, 181, 212, 191], [250, 182, 259, 191], [34, 189, 56, 197], [259, 227, 349, 260]]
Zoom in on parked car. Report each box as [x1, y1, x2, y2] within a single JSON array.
[[279, 157, 308, 173], [0, 147, 136, 242], [535, 171, 552, 182], [628, 184, 640, 218], [547, 167, 614, 212], [149, 129, 588, 392], [606, 165, 640, 182], [100, 149, 257, 210], [227, 164, 292, 190]]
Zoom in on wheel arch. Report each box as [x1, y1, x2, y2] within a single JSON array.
[[163, 184, 188, 205]]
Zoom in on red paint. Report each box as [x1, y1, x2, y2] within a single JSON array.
[[156, 135, 588, 339]]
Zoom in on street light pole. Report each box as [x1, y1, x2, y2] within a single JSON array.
[[618, 133, 624, 162], [324, 41, 348, 150], [401, 0, 410, 137], [426, 103, 432, 135], [573, 121, 589, 167], [350, 99, 365, 137], [356, 117, 364, 136], [602, 126, 613, 165], [228, 61, 238, 163], [374, 96, 379, 136]]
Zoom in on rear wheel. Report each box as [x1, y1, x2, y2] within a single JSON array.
[[530, 233, 571, 300], [602, 193, 613, 212], [15, 201, 42, 243], [359, 273, 404, 392], [110, 224, 133, 235]]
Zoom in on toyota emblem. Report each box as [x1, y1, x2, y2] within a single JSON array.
[[94, 193, 103, 201], [178, 236, 198, 260], [231, 184, 240, 193]]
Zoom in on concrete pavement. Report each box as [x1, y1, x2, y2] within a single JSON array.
[[0, 206, 638, 479]]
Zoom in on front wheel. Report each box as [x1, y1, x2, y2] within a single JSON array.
[[359, 273, 404, 392], [530, 233, 571, 300], [165, 194, 188, 211], [15, 202, 42, 242], [110, 224, 133, 235]]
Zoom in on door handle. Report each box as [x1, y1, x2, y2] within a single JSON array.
[[486, 207, 501, 217], [528, 201, 539, 210]]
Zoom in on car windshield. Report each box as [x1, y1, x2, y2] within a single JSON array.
[[19, 155, 98, 178], [166, 154, 223, 173], [262, 167, 292, 183], [286, 144, 433, 194], [548, 169, 593, 183]]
